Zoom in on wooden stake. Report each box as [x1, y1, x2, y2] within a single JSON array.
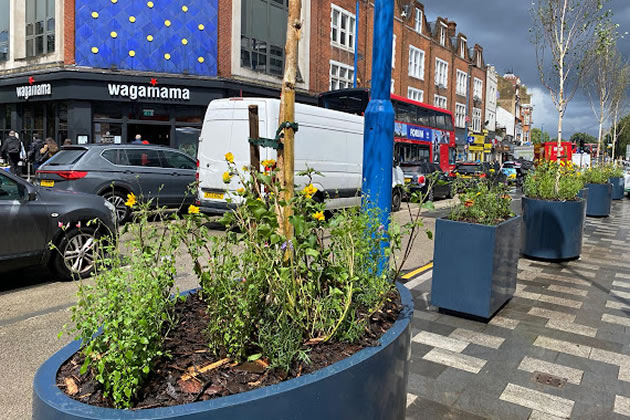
[[277, 0, 302, 239], [248, 105, 261, 194]]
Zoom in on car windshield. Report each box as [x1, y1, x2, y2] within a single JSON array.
[[45, 149, 87, 166], [456, 164, 481, 174]]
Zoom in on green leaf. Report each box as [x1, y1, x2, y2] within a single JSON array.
[[422, 201, 436, 210], [426, 230, 433, 240], [289, 215, 306, 236], [247, 353, 262, 362], [142, 365, 150, 374]]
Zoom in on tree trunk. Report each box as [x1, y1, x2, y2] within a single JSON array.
[[597, 115, 604, 164], [277, 0, 302, 239]]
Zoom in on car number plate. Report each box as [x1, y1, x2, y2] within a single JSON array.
[[404, 178, 412, 184], [40, 180, 54, 187], [204, 191, 224, 200]]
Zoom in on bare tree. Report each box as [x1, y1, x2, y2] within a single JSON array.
[[610, 56, 630, 159], [531, 0, 608, 148]]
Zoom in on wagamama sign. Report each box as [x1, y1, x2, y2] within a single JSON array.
[[16, 84, 52, 100], [107, 84, 191, 101]]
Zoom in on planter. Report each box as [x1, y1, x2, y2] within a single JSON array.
[[521, 197, 586, 261], [610, 177, 625, 200], [431, 216, 521, 319], [585, 183, 612, 217], [33, 283, 413, 420]]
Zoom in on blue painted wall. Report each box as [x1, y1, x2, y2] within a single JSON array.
[[75, 0, 217, 76]]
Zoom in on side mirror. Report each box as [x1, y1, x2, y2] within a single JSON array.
[[26, 186, 37, 201]]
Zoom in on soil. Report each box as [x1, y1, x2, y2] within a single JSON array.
[[56, 290, 401, 409]]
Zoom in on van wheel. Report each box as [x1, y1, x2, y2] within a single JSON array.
[[102, 190, 131, 223], [392, 188, 402, 212]]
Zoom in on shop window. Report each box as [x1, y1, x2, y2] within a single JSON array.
[[241, 0, 288, 77], [175, 106, 203, 123], [26, 0, 55, 58], [0, 0, 9, 61], [94, 122, 122, 144]]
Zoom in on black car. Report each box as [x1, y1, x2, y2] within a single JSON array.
[[400, 161, 452, 201], [0, 170, 116, 280], [35, 144, 197, 222]]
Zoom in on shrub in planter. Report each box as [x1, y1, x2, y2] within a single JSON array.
[[431, 179, 520, 319], [606, 164, 625, 200], [41, 157, 431, 418], [521, 160, 586, 260], [583, 166, 613, 217]]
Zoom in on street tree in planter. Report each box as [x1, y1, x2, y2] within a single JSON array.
[[583, 165, 613, 216], [521, 161, 586, 260], [431, 178, 520, 319]]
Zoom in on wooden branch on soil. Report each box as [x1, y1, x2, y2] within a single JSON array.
[[179, 357, 230, 382]]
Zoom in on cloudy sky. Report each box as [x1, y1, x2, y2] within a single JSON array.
[[424, 0, 630, 139]]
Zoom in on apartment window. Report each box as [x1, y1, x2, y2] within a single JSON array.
[[434, 95, 447, 109], [331, 5, 355, 51], [330, 61, 354, 90], [524, 114, 530, 125], [455, 103, 466, 128], [241, 0, 289, 76], [392, 34, 396, 69], [408, 87, 423, 103], [26, 0, 55, 57], [408, 45, 425, 80], [473, 78, 483, 101], [487, 110, 495, 129], [414, 8, 422, 33], [440, 24, 446, 46], [472, 108, 482, 132], [435, 58, 448, 88], [0, 0, 8, 61], [460, 38, 467, 58], [456, 70, 467, 96]]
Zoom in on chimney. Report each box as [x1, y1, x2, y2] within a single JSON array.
[[447, 21, 457, 37]]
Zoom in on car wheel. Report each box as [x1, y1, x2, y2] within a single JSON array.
[[392, 188, 402, 212], [52, 227, 99, 281], [102, 190, 131, 223]]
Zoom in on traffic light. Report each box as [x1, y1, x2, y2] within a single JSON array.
[[579, 137, 585, 153]]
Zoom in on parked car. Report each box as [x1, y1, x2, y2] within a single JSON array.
[[501, 161, 525, 186], [0, 170, 116, 280], [35, 144, 197, 222], [452, 162, 488, 181], [400, 161, 452, 201]]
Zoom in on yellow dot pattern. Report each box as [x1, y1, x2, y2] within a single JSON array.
[[164, 20, 171, 27], [91, 11, 99, 18], [129, 16, 136, 23], [181, 38, 188, 45], [147, 1, 154, 8], [111, 0, 117, 3], [198, 24, 204, 31], [182, 5, 188, 12], [164, 53, 171, 60], [197, 56, 204, 63], [91, 47, 99, 54], [110, 31, 117, 39], [146, 35, 154, 42], [129, 50, 136, 57]]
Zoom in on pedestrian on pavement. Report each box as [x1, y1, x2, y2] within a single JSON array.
[[40, 138, 59, 163], [132, 134, 143, 144], [29, 135, 46, 171], [0, 130, 23, 175], [63, 138, 72, 146]]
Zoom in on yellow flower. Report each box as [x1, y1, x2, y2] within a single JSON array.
[[312, 211, 325, 222], [187, 204, 200, 214], [125, 193, 137, 208], [222, 172, 232, 184], [489, 168, 495, 173], [476, 192, 481, 196], [225, 152, 234, 164], [261, 159, 276, 168], [242, 165, 249, 172], [236, 187, 245, 195], [303, 183, 318, 199]]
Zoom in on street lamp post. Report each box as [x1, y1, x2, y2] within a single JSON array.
[[362, 0, 394, 275]]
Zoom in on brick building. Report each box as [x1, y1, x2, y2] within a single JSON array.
[[498, 72, 533, 145], [0, 0, 489, 158]]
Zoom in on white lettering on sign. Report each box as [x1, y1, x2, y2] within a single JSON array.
[[15, 84, 52, 100], [409, 127, 424, 139], [107, 84, 191, 101]]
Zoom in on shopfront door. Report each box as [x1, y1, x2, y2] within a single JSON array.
[[127, 124, 171, 146]]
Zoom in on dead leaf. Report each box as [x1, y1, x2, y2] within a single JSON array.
[[177, 378, 203, 394], [65, 377, 78, 396], [254, 359, 269, 368], [234, 361, 265, 374], [204, 384, 223, 396], [304, 337, 325, 346]]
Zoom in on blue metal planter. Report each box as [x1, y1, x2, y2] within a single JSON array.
[[431, 216, 521, 319], [585, 183, 612, 217], [521, 197, 586, 261], [33, 284, 413, 420], [610, 177, 625, 200]]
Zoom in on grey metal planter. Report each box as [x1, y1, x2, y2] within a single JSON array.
[[431, 216, 521, 319], [585, 183, 612, 217], [32, 284, 413, 420], [610, 177, 625, 200], [521, 197, 586, 261]]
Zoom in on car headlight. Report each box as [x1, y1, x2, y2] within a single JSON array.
[[104, 200, 116, 220]]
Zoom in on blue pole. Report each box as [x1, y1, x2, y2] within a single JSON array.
[[362, 0, 394, 275], [353, 1, 359, 88]]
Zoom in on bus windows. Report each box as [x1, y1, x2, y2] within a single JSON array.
[[434, 114, 453, 131], [395, 101, 414, 123], [395, 143, 430, 163]]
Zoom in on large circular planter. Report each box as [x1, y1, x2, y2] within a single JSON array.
[[610, 177, 625, 200], [521, 196, 586, 261], [585, 183, 612, 217], [33, 283, 413, 420]]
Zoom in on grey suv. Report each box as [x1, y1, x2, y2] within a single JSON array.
[[35, 144, 197, 222], [0, 170, 116, 280]]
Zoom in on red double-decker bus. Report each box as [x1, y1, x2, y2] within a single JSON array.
[[317, 88, 457, 172]]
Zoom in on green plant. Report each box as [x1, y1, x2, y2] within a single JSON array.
[[583, 165, 610, 184], [605, 163, 624, 178], [61, 195, 190, 408], [449, 178, 514, 225], [524, 160, 584, 200]]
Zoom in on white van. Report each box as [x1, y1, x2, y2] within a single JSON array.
[[197, 98, 403, 214]]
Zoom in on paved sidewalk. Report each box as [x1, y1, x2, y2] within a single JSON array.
[[404, 200, 630, 419]]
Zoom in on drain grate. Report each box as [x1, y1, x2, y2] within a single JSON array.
[[533, 371, 567, 388]]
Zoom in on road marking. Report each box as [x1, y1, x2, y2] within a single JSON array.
[[489, 316, 520, 330], [412, 331, 468, 353], [528, 307, 576, 321], [402, 262, 433, 280], [422, 347, 486, 374], [404, 270, 433, 291], [619, 366, 630, 383], [615, 395, 630, 417], [602, 313, 630, 328], [606, 300, 630, 311], [518, 356, 583, 385], [547, 284, 588, 297], [546, 319, 597, 337], [499, 383, 574, 418], [617, 273, 630, 280], [613, 281, 630, 290], [611, 290, 630, 300], [448, 328, 505, 349], [537, 294, 583, 309], [533, 336, 592, 359], [589, 348, 630, 367], [528, 410, 565, 420]]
